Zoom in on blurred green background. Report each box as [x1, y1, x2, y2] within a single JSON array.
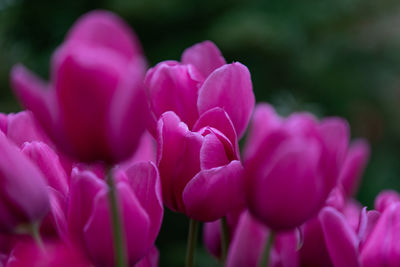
[[1, 0, 400, 265]]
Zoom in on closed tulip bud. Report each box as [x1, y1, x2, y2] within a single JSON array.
[[145, 41, 254, 138], [0, 131, 49, 233], [11, 10, 148, 163], [244, 104, 350, 230], [157, 110, 245, 221]]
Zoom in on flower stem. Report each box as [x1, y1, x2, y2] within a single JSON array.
[[185, 219, 199, 267], [220, 216, 229, 263], [31, 222, 44, 250], [259, 231, 275, 267], [106, 167, 127, 267]]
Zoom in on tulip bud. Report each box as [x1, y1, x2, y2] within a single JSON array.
[[11, 10, 148, 163], [245, 104, 350, 230], [145, 41, 254, 138]]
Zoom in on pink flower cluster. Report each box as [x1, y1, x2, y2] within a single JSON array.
[[0, 9, 397, 267]]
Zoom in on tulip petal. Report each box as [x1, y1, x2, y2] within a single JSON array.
[[124, 162, 163, 247], [0, 113, 7, 133], [0, 132, 49, 231], [157, 112, 203, 213], [22, 141, 69, 197], [203, 220, 222, 258], [107, 58, 148, 162], [66, 10, 143, 60], [145, 62, 201, 131], [243, 104, 281, 162], [67, 169, 106, 248], [318, 118, 350, 190], [10, 65, 58, 141], [374, 190, 400, 213], [339, 140, 370, 196], [226, 211, 268, 267], [6, 111, 51, 148], [197, 62, 255, 138], [248, 138, 324, 230], [183, 160, 244, 221], [53, 43, 127, 162], [84, 182, 150, 266], [193, 107, 239, 158], [199, 132, 230, 170], [134, 246, 159, 267], [360, 203, 400, 267], [181, 40, 226, 78], [320, 207, 360, 267]]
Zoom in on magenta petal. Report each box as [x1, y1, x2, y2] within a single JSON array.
[[197, 62, 255, 138], [145, 62, 201, 131], [22, 141, 69, 197], [193, 107, 240, 158], [65, 10, 143, 60], [226, 211, 268, 267], [67, 169, 106, 247], [318, 117, 350, 190], [157, 112, 203, 213], [357, 208, 380, 250], [84, 183, 150, 266], [107, 58, 148, 162], [374, 190, 400, 213], [183, 160, 244, 221], [248, 138, 324, 230], [54, 43, 128, 162], [124, 162, 163, 247], [203, 220, 222, 258], [339, 140, 370, 196], [360, 203, 400, 267], [6, 111, 52, 148], [181, 40, 226, 78], [199, 132, 230, 170], [0, 132, 49, 232], [320, 207, 360, 267], [243, 104, 282, 162], [10, 65, 58, 140]]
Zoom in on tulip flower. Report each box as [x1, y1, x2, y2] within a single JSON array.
[[157, 110, 245, 222], [244, 103, 349, 230], [0, 131, 49, 233], [67, 162, 163, 266], [11, 10, 148, 163], [145, 41, 255, 138]]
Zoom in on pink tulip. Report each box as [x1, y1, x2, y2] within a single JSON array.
[[11, 10, 148, 163], [225, 211, 298, 267], [145, 41, 254, 138], [67, 162, 163, 266], [157, 110, 245, 221], [339, 140, 370, 197], [6, 241, 91, 267], [0, 131, 49, 233], [244, 103, 349, 230]]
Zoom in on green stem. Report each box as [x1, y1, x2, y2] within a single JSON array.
[[185, 219, 199, 267], [31, 222, 44, 250], [259, 231, 276, 267], [220, 217, 229, 263], [106, 167, 127, 267]]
